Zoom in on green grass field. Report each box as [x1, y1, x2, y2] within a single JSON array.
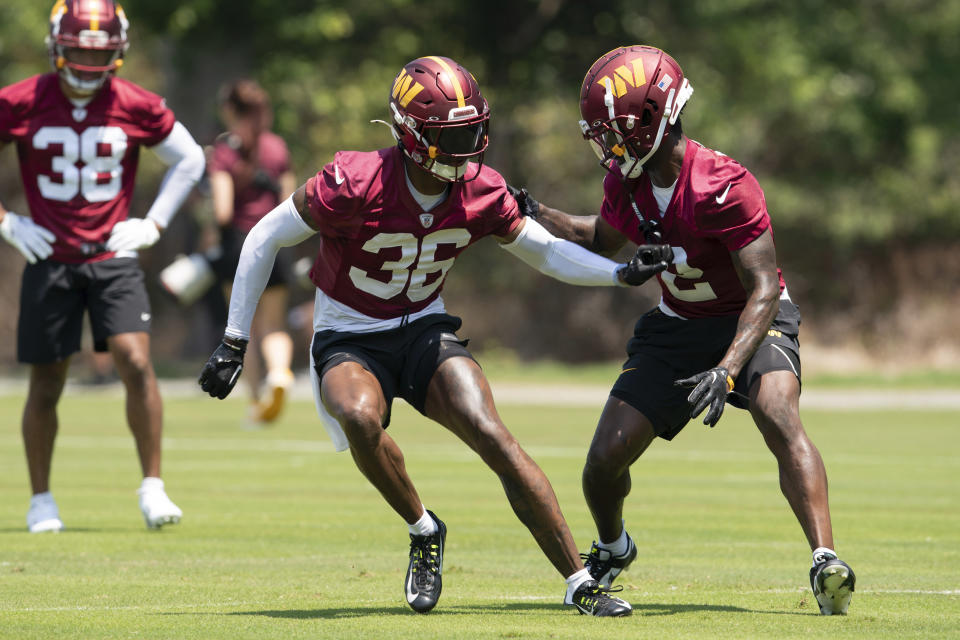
[[1, 386, 958, 639]]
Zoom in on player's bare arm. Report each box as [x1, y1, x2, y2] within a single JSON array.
[[209, 170, 236, 227], [674, 229, 780, 426], [507, 184, 627, 256], [291, 182, 319, 230], [718, 229, 781, 378]]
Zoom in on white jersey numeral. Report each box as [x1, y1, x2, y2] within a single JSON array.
[[32, 126, 128, 202], [349, 228, 472, 301], [661, 246, 718, 302]]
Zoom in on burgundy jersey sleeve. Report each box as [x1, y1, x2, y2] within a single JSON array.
[[695, 168, 770, 252], [111, 78, 175, 146], [472, 165, 523, 238], [0, 88, 18, 142], [0, 76, 39, 142], [304, 150, 375, 238]]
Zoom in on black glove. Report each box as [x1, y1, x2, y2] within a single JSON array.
[[674, 366, 733, 427], [198, 337, 248, 399], [618, 244, 673, 285], [506, 184, 540, 219]]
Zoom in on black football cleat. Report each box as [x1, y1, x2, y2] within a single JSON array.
[[582, 534, 637, 587], [565, 579, 632, 617], [404, 510, 446, 613], [810, 553, 856, 615]]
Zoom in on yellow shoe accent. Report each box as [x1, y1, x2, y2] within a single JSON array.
[[253, 369, 294, 423]]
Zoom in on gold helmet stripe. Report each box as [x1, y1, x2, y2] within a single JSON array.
[[50, 0, 67, 19], [427, 56, 465, 108], [90, 0, 100, 31]]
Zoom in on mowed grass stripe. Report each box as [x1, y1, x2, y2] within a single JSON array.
[[0, 395, 958, 639]]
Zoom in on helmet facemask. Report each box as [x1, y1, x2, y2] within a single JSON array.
[[391, 102, 489, 182]]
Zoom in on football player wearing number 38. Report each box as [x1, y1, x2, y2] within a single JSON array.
[[513, 46, 855, 615], [0, 1, 204, 532], [199, 55, 658, 617]]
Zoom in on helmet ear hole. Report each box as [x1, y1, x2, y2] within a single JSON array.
[[642, 101, 657, 127]]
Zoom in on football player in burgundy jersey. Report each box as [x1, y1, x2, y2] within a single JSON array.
[[207, 79, 298, 425], [512, 46, 855, 615], [198, 56, 671, 616], [0, 1, 205, 532]]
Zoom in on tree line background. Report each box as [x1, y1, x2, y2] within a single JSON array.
[[1, 0, 958, 374]]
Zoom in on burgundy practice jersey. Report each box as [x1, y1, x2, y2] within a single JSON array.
[[601, 139, 786, 318], [0, 73, 175, 263], [208, 131, 291, 233], [305, 147, 523, 319]]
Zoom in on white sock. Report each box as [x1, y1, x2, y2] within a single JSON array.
[[812, 546, 837, 566], [598, 524, 630, 557], [30, 491, 55, 507], [565, 568, 592, 601], [139, 477, 164, 494], [408, 507, 437, 537]]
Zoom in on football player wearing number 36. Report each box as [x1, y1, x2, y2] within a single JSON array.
[[511, 46, 855, 615], [0, 1, 204, 532], [198, 55, 661, 617]]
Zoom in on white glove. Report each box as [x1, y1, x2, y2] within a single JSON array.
[[106, 218, 161, 252], [0, 212, 56, 264]]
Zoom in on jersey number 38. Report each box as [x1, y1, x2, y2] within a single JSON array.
[[33, 126, 128, 203]]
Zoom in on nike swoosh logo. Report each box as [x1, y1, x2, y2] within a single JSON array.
[[334, 164, 345, 185], [715, 183, 732, 204], [405, 570, 418, 603]]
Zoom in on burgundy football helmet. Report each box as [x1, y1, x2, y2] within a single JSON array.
[[47, 0, 129, 95], [389, 56, 490, 182], [579, 46, 693, 179]]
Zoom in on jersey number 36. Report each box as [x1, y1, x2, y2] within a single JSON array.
[[350, 229, 471, 302]]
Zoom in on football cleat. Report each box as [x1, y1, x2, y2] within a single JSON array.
[[582, 534, 638, 587], [565, 579, 632, 617], [27, 493, 64, 533], [810, 553, 856, 615], [404, 510, 446, 613], [138, 480, 182, 529]]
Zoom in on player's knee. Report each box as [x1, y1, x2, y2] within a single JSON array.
[[331, 401, 384, 448], [114, 350, 153, 385], [582, 454, 631, 495], [27, 376, 66, 408], [584, 436, 630, 475]]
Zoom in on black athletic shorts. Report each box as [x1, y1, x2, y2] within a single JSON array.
[[311, 313, 475, 428], [610, 299, 802, 440], [18, 258, 152, 364], [211, 225, 293, 289]]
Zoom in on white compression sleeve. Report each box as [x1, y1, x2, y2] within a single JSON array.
[[225, 197, 317, 340], [499, 218, 625, 287], [145, 121, 205, 229]]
